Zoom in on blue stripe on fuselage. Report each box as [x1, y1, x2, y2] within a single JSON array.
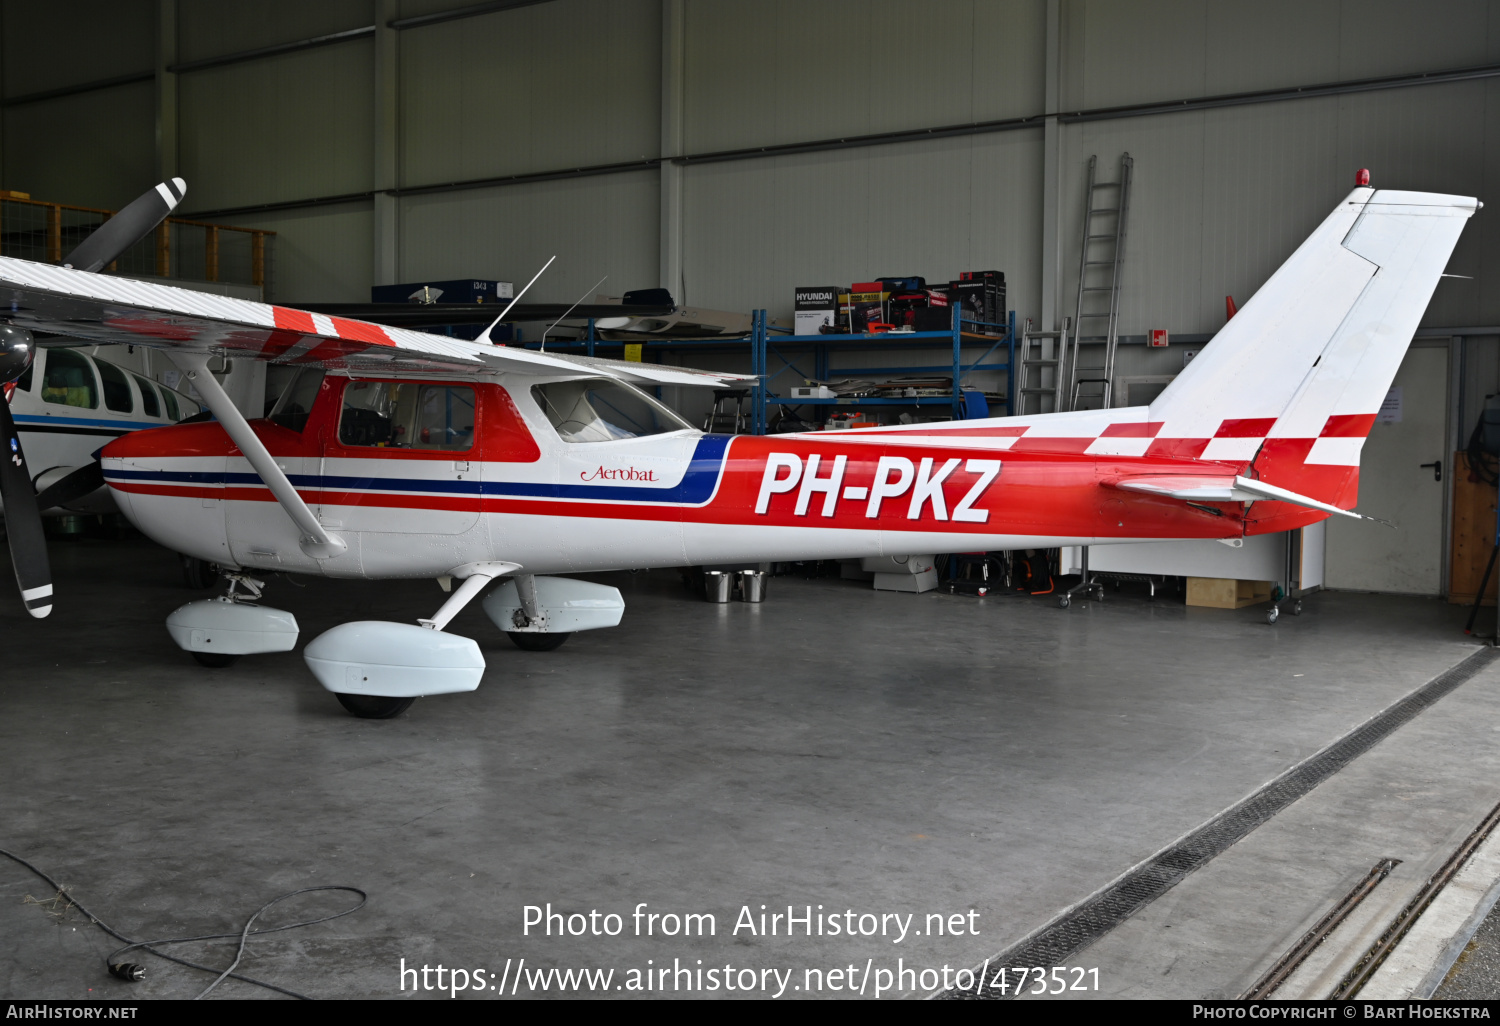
[[102, 434, 735, 505]]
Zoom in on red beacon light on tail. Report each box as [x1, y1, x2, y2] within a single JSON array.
[[1356, 168, 1371, 187]]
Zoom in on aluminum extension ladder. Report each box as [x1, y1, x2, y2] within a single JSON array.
[[1065, 153, 1134, 411], [1016, 317, 1070, 416]]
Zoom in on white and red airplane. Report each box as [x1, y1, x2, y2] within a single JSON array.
[[0, 177, 1478, 717]]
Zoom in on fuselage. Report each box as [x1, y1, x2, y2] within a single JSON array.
[[6, 346, 200, 512], [100, 370, 1327, 579]]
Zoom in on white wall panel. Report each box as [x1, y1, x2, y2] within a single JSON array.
[[178, 42, 375, 211], [398, 170, 659, 308], [227, 202, 374, 304], [399, 0, 659, 187], [681, 131, 1042, 324], [2, 83, 156, 208], [2, 0, 153, 97], [683, 0, 1044, 154], [177, 0, 373, 65]]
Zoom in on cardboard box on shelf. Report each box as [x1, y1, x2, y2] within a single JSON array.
[[953, 271, 1006, 335], [794, 286, 840, 336], [849, 282, 892, 333]]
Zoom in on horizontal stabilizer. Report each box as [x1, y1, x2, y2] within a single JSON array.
[[1108, 474, 1387, 523]]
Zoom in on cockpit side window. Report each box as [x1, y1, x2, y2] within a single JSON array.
[[531, 378, 691, 443], [338, 381, 475, 451], [40, 349, 99, 409], [267, 368, 326, 432]]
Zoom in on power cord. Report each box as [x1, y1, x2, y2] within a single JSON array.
[[1, 845, 366, 999]]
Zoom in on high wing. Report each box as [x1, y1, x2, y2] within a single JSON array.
[[296, 302, 676, 326], [0, 256, 751, 389]]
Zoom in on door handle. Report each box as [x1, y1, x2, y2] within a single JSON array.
[[1420, 460, 1442, 482]]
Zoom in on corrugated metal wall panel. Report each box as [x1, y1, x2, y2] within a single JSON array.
[[2, 84, 156, 208], [682, 0, 1044, 154], [398, 170, 659, 307], [176, 0, 373, 65], [1, 0, 153, 97], [178, 43, 375, 212], [399, 0, 660, 187], [1054, 80, 1495, 340], [226, 202, 375, 303], [1066, 0, 1499, 111], [680, 130, 1042, 322]]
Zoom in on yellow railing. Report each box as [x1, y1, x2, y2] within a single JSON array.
[[0, 190, 274, 290]]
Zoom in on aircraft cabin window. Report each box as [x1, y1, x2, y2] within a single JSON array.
[[40, 349, 99, 409], [267, 368, 325, 432], [339, 382, 475, 451], [160, 387, 180, 422], [132, 374, 161, 418], [96, 359, 134, 413], [531, 378, 691, 443]]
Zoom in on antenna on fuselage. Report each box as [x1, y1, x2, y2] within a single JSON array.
[[542, 274, 608, 352], [480, 255, 556, 344]]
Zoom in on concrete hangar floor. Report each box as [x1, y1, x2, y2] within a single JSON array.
[[2, 531, 1499, 1001]]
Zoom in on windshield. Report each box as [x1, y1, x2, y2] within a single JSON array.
[[531, 378, 691, 443]]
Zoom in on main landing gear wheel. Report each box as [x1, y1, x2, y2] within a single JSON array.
[[335, 693, 416, 719], [191, 651, 239, 668], [507, 631, 572, 651]]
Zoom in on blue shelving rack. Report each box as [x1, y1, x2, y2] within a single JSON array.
[[519, 305, 1017, 436], [751, 306, 1017, 435]]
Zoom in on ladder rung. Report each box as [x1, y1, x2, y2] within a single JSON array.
[[1086, 234, 1116, 240], [1081, 286, 1113, 292], [1084, 260, 1115, 265], [1089, 208, 1119, 214], [1076, 312, 1110, 318], [1091, 182, 1120, 189]]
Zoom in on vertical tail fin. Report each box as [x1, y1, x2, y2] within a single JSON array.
[[1148, 187, 1477, 508]]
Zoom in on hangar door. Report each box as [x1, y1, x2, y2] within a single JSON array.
[[1324, 345, 1449, 595]]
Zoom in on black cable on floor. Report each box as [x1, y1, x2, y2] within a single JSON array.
[[1, 845, 366, 999]]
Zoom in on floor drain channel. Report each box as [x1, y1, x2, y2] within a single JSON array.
[[943, 645, 1499, 1000], [1240, 858, 1401, 999], [1332, 795, 1500, 999]]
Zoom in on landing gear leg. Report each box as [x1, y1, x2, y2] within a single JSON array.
[[503, 573, 573, 650]]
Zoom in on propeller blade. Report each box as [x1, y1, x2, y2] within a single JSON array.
[[0, 399, 52, 618], [63, 178, 186, 273], [34, 461, 104, 512]]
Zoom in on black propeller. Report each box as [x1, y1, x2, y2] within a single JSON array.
[[0, 326, 50, 618], [0, 178, 191, 618], [63, 177, 186, 272]]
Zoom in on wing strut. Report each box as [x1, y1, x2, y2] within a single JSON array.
[[171, 353, 348, 559]]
